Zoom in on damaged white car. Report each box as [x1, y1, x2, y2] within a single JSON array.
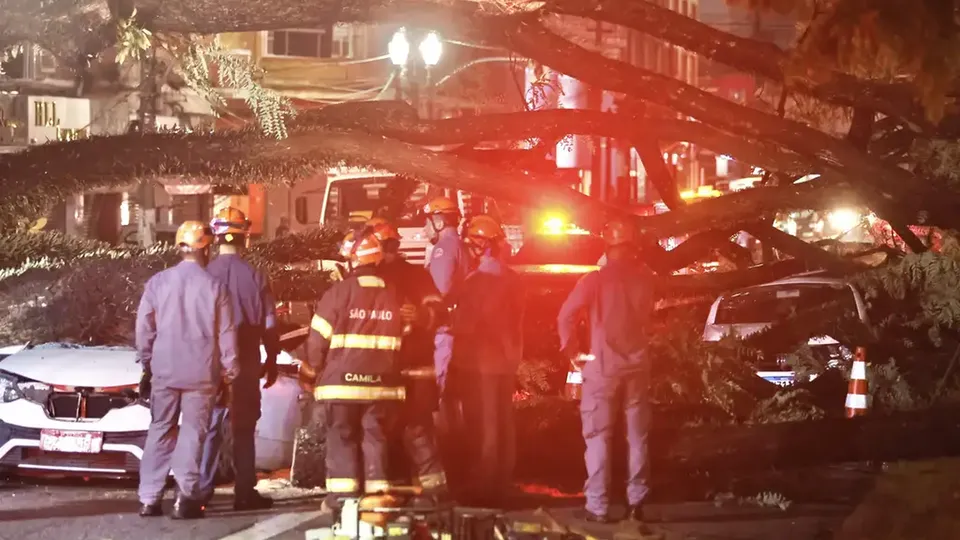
[[0, 343, 302, 478]]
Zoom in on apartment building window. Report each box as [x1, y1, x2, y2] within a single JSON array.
[[265, 24, 357, 59]]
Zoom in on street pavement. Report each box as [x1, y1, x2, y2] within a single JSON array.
[[0, 475, 859, 540], [0, 475, 325, 540]]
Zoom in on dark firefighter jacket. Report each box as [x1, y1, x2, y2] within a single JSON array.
[[450, 254, 526, 375], [306, 265, 408, 402], [378, 257, 443, 371]]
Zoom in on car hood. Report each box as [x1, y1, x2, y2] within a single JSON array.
[[0, 343, 296, 387], [0, 345, 141, 387]]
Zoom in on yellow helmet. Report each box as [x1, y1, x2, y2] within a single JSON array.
[[176, 221, 214, 251], [423, 197, 460, 216], [340, 230, 384, 266], [367, 217, 401, 242], [211, 207, 250, 236]]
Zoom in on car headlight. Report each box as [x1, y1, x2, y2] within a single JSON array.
[[0, 374, 22, 403]]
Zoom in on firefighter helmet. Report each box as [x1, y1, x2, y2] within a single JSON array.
[[423, 197, 460, 216], [340, 230, 384, 266], [464, 214, 505, 252], [175, 221, 214, 251], [367, 217, 401, 242], [601, 219, 635, 247], [211, 207, 251, 236]]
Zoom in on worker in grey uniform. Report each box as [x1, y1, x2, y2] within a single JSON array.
[[557, 219, 656, 524], [448, 214, 525, 508], [136, 221, 239, 520], [198, 207, 280, 510], [422, 196, 467, 399]]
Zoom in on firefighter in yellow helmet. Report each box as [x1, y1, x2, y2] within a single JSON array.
[[135, 221, 238, 519], [446, 214, 525, 507], [197, 207, 280, 510], [302, 225, 408, 514], [367, 218, 451, 503], [421, 197, 467, 417]]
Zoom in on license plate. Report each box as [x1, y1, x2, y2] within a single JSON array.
[[566, 371, 582, 384], [39, 429, 104, 454]]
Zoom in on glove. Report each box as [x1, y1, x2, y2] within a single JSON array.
[[261, 358, 279, 390], [216, 381, 231, 408], [298, 361, 318, 393], [138, 370, 152, 401], [400, 304, 418, 325]]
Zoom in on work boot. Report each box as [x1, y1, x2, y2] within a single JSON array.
[[234, 491, 274, 511], [171, 494, 205, 520], [138, 503, 163, 517], [574, 508, 615, 524]]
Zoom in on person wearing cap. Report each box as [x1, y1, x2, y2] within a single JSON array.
[[135, 221, 239, 520], [556, 219, 657, 525], [421, 196, 467, 399], [197, 207, 280, 510], [301, 226, 408, 514], [367, 217, 451, 502], [447, 214, 525, 507]]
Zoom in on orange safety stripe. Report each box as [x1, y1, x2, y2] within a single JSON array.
[[310, 315, 333, 339], [314, 385, 406, 401], [329, 334, 401, 350], [326, 477, 359, 493], [356, 276, 386, 288], [402, 367, 435, 379]]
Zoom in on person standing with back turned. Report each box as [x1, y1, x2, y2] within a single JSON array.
[[198, 207, 280, 510], [557, 219, 656, 525], [136, 221, 239, 520]]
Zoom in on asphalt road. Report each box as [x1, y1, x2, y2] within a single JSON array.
[[0, 473, 866, 540], [0, 475, 327, 540]]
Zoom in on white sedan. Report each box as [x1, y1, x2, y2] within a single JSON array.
[[0, 343, 302, 477]]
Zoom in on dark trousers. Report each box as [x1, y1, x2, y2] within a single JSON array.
[[403, 405, 447, 493], [448, 370, 516, 505], [324, 401, 400, 507], [198, 372, 261, 501]]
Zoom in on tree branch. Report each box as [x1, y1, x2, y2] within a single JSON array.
[[545, 0, 930, 132]]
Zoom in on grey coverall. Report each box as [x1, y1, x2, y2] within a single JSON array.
[[425, 227, 469, 396], [557, 259, 655, 517], [448, 254, 525, 504], [199, 253, 278, 500], [135, 260, 239, 505]]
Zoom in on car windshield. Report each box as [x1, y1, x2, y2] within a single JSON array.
[[512, 234, 606, 266], [324, 177, 428, 228], [714, 283, 858, 325]]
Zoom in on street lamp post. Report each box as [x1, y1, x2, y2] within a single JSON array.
[[387, 28, 409, 100], [388, 28, 443, 119], [419, 31, 443, 119]]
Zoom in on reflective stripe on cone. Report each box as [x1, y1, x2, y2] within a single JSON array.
[[845, 346, 869, 418], [314, 385, 406, 401]]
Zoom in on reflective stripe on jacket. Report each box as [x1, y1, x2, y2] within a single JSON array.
[[306, 265, 407, 402]]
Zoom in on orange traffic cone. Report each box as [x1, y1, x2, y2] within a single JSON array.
[[845, 346, 869, 418]]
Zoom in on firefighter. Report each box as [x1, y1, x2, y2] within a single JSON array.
[[198, 207, 280, 510], [135, 221, 239, 520], [556, 219, 656, 524], [447, 214, 525, 507], [368, 217, 451, 501], [422, 197, 467, 397], [302, 227, 408, 513]]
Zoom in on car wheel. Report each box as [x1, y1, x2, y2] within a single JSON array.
[[215, 416, 236, 484], [290, 395, 326, 488]]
